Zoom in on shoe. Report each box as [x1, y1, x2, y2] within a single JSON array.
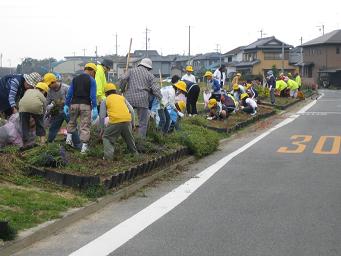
[[65, 133, 74, 147], [188, 114, 192, 117], [81, 143, 89, 154], [251, 111, 257, 116]]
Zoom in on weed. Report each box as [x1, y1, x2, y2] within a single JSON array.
[[83, 185, 106, 199]]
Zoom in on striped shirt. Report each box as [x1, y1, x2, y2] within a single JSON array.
[[119, 66, 162, 108]]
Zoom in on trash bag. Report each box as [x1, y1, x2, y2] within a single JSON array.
[[203, 90, 212, 108]]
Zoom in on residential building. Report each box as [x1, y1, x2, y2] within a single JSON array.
[[234, 36, 296, 77], [300, 29, 341, 87]]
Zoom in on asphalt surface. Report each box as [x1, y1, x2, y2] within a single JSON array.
[[14, 90, 341, 256]]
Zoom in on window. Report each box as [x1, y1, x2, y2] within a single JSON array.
[[228, 56, 232, 62], [337, 47, 340, 54], [264, 52, 288, 60]]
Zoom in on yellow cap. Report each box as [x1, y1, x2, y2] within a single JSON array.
[[207, 98, 217, 109], [241, 93, 249, 100], [176, 100, 186, 112], [246, 83, 252, 90], [104, 83, 117, 92], [233, 84, 240, 90], [36, 82, 49, 93], [236, 73, 241, 76], [174, 81, 187, 92], [204, 71, 213, 77], [43, 73, 57, 86], [287, 72, 292, 77], [185, 65, 193, 72], [84, 63, 97, 72]]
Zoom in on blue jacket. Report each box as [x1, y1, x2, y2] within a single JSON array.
[[210, 78, 221, 94], [65, 73, 97, 108], [0, 74, 25, 112], [183, 80, 199, 94]]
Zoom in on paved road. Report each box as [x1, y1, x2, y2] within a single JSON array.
[[15, 90, 341, 256]]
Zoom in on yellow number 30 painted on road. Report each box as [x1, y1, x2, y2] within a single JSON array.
[[277, 135, 341, 154]]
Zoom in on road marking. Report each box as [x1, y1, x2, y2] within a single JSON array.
[[277, 135, 312, 153], [313, 136, 341, 155], [69, 96, 322, 256], [299, 112, 341, 116]]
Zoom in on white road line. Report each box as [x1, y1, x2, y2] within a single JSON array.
[[69, 96, 322, 256]]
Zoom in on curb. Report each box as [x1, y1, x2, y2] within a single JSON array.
[[260, 91, 315, 110], [0, 155, 195, 256], [26, 147, 189, 189], [206, 109, 276, 133]]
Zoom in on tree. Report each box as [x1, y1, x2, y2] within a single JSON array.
[[16, 57, 57, 75]]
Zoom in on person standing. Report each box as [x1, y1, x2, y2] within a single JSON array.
[[64, 63, 98, 154], [44, 73, 81, 147], [99, 83, 138, 160], [266, 70, 276, 104], [119, 58, 162, 138], [294, 72, 302, 90], [214, 64, 226, 89], [96, 59, 113, 109], [204, 71, 221, 101], [0, 72, 42, 118], [181, 65, 196, 83]]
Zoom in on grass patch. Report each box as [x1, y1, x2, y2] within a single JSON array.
[[0, 185, 86, 232]]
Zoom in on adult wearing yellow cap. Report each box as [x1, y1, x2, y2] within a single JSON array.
[[18, 82, 49, 146], [204, 71, 222, 101], [64, 63, 98, 154], [96, 59, 113, 108]]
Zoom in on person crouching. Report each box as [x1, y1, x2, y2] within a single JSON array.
[[207, 98, 228, 120], [18, 82, 49, 146], [99, 83, 138, 161], [240, 93, 257, 116]]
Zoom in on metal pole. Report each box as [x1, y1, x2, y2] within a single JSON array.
[[72, 51, 76, 73], [281, 42, 284, 73], [0, 53, 2, 67], [188, 25, 191, 58], [145, 27, 148, 57], [115, 33, 118, 56]]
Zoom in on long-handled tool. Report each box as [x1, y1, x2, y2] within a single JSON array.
[[125, 38, 132, 72]]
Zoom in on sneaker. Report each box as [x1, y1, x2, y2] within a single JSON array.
[[81, 143, 89, 154], [188, 114, 192, 117], [65, 133, 74, 147], [250, 110, 257, 116]]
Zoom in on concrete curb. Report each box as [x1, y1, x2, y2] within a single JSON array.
[[0, 155, 196, 256]]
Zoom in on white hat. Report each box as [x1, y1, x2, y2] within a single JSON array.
[[138, 58, 153, 69], [23, 72, 42, 87]]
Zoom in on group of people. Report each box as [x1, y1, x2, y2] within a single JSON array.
[[0, 58, 195, 160], [0, 58, 304, 159], [203, 69, 258, 120]]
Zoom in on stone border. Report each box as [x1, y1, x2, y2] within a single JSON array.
[[205, 109, 276, 133], [259, 91, 315, 110], [27, 147, 189, 190]]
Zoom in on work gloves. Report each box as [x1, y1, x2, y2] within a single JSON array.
[[91, 107, 98, 121], [64, 105, 70, 118]]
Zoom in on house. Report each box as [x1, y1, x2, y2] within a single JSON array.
[[300, 29, 341, 87], [192, 52, 223, 73], [223, 46, 244, 77], [234, 36, 296, 77], [52, 56, 97, 74]]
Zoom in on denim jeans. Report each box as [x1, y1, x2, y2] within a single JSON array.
[[158, 108, 171, 133], [48, 112, 81, 148]]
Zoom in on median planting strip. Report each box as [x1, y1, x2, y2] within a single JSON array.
[[0, 95, 313, 254]]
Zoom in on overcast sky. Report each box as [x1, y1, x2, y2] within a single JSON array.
[[1, 0, 340, 67]]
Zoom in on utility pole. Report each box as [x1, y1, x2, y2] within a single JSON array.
[[21, 58, 24, 74], [145, 27, 150, 57], [95, 46, 98, 62], [82, 48, 86, 56], [115, 33, 118, 56], [72, 51, 76, 73], [0, 53, 2, 67], [317, 25, 325, 35], [281, 42, 284, 73], [215, 44, 221, 65], [300, 36, 303, 45], [188, 25, 191, 58]]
